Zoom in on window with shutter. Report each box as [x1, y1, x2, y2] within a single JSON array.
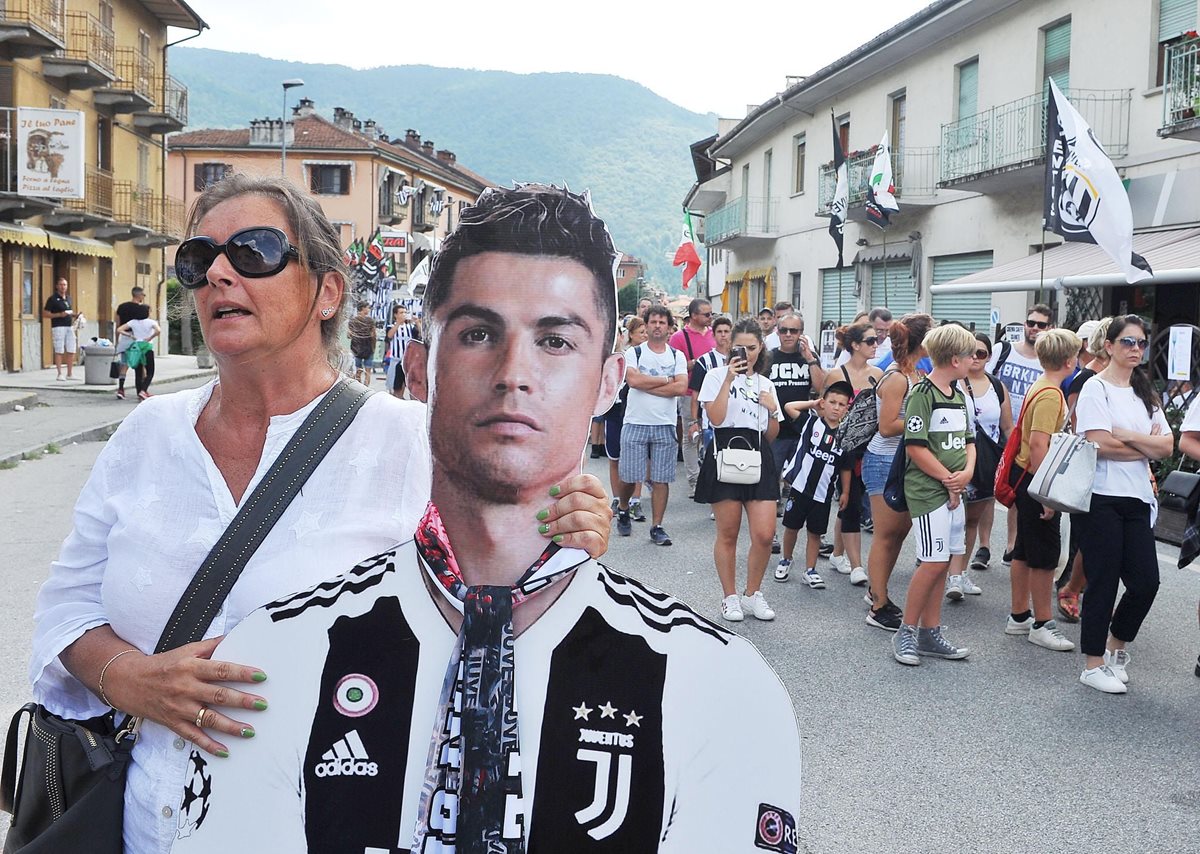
[[957, 60, 978, 120], [821, 268, 857, 327], [1043, 20, 1071, 92], [1156, 0, 1196, 85], [931, 252, 995, 332]]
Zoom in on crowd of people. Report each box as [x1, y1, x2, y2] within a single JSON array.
[[601, 298, 1200, 693]]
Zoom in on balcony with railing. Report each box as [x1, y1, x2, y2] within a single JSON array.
[[378, 184, 407, 225], [41, 11, 116, 90], [132, 75, 188, 134], [135, 193, 185, 247], [95, 48, 154, 114], [817, 146, 940, 217], [1159, 39, 1200, 140], [703, 195, 778, 247], [0, 0, 65, 60], [96, 180, 152, 240], [939, 88, 1131, 192], [44, 164, 114, 231], [0, 107, 57, 220]]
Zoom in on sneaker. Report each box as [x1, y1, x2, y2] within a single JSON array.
[[917, 626, 969, 659], [628, 501, 647, 522], [771, 535, 781, 555], [829, 553, 852, 575], [863, 589, 874, 605], [1005, 614, 1034, 635], [115, 389, 125, 400], [803, 567, 825, 589], [960, 571, 982, 595], [849, 566, 868, 586], [1028, 621, 1076, 651], [861, 518, 874, 533], [1079, 665, 1127, 694], [867, 603, 902, 632], [720, 594, 744, 622], [1103, 649, 1130, 683], [970, 547, 991, 571], [945, 575, 964, 601], [610, 497, 619, 512], [740, 590, 776, 620], [649, 525, 672, 546], [818, 538, 834, 557], [773, 558, 791, 583], [137, 391, 150, 400], [616, 512, 632, 537], [893, 624, 920, 665], [1001, 549, 1013, 567]]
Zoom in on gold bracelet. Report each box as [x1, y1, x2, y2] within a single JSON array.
[[98, 649, 138, 709]]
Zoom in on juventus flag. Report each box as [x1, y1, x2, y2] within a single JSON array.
[[865, 130, 900, 230], [1043, 79, 1151, 283], [828, 112, 849, 267]]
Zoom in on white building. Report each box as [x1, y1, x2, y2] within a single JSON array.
[[686, 0, 1200, 346]]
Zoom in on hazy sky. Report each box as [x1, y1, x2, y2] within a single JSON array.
[[180, 0, 933, 117]]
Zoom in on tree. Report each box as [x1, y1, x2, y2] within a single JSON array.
[[617, 282, 641, 315]]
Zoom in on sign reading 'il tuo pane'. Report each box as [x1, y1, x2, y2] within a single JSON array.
[[17, 108, 85, 200]]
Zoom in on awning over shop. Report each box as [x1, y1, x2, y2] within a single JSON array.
[[852, 240, 914, 265], [722, 267, 774, 314], [0, 224, 116, 258], [932, 228, 1200, 294]]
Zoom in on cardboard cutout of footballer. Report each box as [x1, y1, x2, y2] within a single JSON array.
[[172, 185, 801, 854]]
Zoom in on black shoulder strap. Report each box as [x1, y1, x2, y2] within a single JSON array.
[[154, 379, 373, 653], [682, 328, 695, 360], [634, 345, 643, 363], [988, 373, 1004, 402], [993, 339, 1012, 372]]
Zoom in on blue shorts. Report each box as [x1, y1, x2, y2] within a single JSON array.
[[353, 356, 373, 369], [861, 449, 893, 497]]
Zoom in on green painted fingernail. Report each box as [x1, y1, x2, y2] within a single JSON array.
[[215, 748, 230, 758], [553, 534, 564, 543], [549, 485, 561, 496], [536, 508, 550, 521], [538, 523, 550, 534], [240, 727, 255, 739], [252, 700, 268, 711], [251, 671, 267, 683]]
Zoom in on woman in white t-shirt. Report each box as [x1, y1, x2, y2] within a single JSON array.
[[115, 310, 161, 400], [1074, 315, 1174, 694], [696, 318, 784, 623]]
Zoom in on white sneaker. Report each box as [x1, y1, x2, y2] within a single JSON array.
[[945, 575, 964, 601], [829, 553, 852, 575], [960, 571, 982, 595], [1080, 664, 1127, 694], [740, 590, 776, 620], [849, 566, 869, 586], [1028, 621, 1075, 651], [1104, 648, 1131, 684], [773, 558, 791, 583], [1005, 615, 1034, 635], [802, 567, 825, 589], [720, 594, 744, 622]]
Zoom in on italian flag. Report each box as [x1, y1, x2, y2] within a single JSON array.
[[672, 209, 702, 290]]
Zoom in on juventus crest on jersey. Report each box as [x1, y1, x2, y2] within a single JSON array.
[[171, 541, 801, 853]]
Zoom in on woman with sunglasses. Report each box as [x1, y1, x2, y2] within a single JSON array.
[[949, 333, 1013, 598], [1074, 315, 1173, 694], [824, 322, 882, 586], [29, 174, 613, 854]]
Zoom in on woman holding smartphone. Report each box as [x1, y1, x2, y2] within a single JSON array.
[[695, 318, 784, 622]]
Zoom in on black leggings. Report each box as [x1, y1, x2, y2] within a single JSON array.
[[837, 468, 865, 534], [1077, 494, 1160, 657], [135, 350, 155, 394]]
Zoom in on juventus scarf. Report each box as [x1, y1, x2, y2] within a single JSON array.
[[412, 503, 589, 853]]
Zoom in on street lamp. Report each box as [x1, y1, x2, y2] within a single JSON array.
[[280, 78, 304, 175]]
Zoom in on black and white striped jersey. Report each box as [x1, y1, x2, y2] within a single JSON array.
[[171, 541, 801, 854], [780, 413, 847, 503]]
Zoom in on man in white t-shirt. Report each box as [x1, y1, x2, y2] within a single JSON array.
[[617, 305, 688, 545], [986, 302, 1053, 560], [867, 307, 894, 367]]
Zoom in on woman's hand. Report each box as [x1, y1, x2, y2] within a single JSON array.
[[536, 473, 613, 558], [758, 389, 778, 415], [727, 357, 748, 376], [104, 638, 268, 758]]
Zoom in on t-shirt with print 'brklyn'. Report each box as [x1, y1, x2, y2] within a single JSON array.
[[903, 378, 974, 518], [623, 344, 687, 426]]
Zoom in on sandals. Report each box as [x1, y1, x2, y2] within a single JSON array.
[[1057, 590, 1081, 623]]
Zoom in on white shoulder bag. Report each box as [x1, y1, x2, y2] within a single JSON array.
[[714, 374, 765, 485], [1026, 391, 1097, 514]]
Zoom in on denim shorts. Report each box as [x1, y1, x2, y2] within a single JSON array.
[[861, 449, 893, 497]]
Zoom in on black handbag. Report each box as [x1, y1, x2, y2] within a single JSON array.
[[108, 359, 121, 380], [882, 436, 909, 513], [0, 379, 372, 853]]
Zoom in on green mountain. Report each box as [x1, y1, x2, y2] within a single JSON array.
[[169, 47, 716, 291]]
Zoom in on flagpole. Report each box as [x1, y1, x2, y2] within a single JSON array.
[[882, 228, 888, 306]]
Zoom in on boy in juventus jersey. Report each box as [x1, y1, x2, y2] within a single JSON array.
[[172, 185, 801, 854]]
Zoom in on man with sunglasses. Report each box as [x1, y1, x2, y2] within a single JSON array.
[[768, 313, 826, 533], [670, 299, 716, 497]]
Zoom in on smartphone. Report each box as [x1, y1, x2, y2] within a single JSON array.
[[731, 346, 748, 371]]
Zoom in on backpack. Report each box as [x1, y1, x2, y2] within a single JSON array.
[[835, 369, 907, 455], [991, 339, 1012, 374]]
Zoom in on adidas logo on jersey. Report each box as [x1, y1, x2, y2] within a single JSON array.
[[314, 730, 379, 778]]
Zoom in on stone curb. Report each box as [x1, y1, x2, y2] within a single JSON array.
[[1, 418, 124, 468]]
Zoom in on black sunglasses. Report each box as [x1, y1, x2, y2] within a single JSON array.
[[1117, 336, 1149, 350], [973, 349, 990, 359], [862, 337, 879, 345], [1025, 319, 1050, 329], [176, 226, 301, 289], [778, 327, 802, 334]]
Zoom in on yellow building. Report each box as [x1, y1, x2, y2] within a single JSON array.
[[167, 99, 495, 288], [0, 0, 203, 372]]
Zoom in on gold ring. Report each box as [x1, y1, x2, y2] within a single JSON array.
[[194, 706, 207, 729]]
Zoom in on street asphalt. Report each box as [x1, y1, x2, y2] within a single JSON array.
[[1, 433, 1197, 853]]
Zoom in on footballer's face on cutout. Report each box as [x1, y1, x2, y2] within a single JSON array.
[[409, 252, 622, 504]]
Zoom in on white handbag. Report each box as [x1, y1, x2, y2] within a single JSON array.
[[715, 435, 762, 484], [1027, 431, 1097, 513]]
